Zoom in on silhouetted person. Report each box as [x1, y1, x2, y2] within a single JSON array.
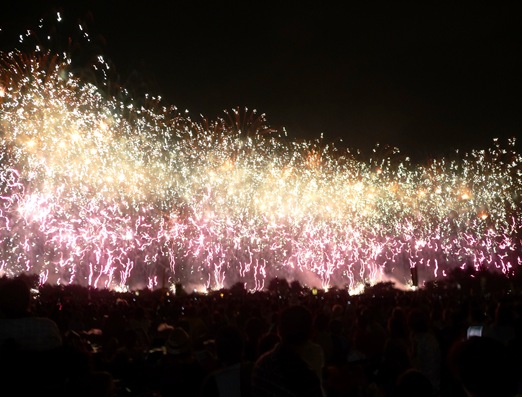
[[150, 326, 209, 397], [257, 331, 280, 358], [0, 277, 64, 394], [200, 324, 253, 397], [375, 306, 413, 395], [394, 368, 434, 397], [408, 307, 441, 393], [251, 304, 324, 397], [448, 336, 518, 397], [243, 315, 269, 362], [483, 300, 516, 347], [0, 277, 62, 351]]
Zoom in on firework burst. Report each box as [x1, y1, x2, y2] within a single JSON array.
[[1, 16, 521, 293]]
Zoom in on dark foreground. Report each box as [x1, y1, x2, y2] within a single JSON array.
[[1, 266, 522, 397]]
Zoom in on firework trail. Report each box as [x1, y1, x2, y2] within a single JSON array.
[[1, 14, 521, 292]]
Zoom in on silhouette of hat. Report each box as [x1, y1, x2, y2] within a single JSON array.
[[165, 327, 191, 355]]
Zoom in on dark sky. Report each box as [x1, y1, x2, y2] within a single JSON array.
[[1, 1, 521, 160]]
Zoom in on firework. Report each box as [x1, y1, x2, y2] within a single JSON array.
[[1, 24, 521, 293]]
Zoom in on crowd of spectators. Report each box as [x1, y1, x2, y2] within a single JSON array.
[[1, 266, 521, 397]]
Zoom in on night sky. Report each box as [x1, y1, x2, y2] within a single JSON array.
[[1, 1, 521, 161]]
